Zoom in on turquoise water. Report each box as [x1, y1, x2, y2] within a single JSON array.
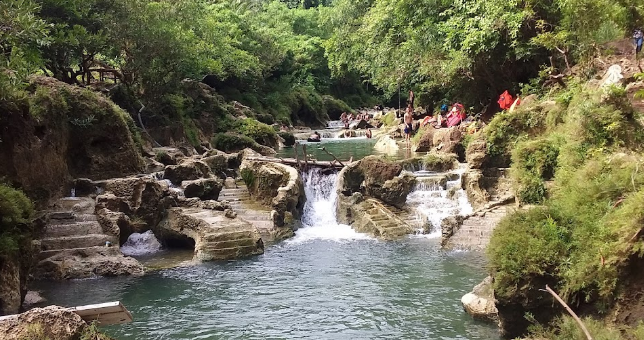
[[32, 147, 499, 340], [35, 239, 499, 340], [277, 137, 420, 162]]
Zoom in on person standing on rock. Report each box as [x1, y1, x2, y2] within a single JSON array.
[[403, 103, 414, 146], [634, 28, 643, 58]]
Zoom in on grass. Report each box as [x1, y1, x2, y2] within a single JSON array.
[[528, 316, 644, 340]]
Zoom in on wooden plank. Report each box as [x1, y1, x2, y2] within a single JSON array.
[[69, 301, 133, 325]]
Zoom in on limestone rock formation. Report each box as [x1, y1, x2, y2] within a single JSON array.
[[35, 246, 145, 280], [0, 306, 87, 340], [461, 276, 499, 323], [414, 127, 464, 158], [0, 76, 144, 207], [156, 207, 264, 261], [163, 160, 211, 185], [183, 178, 223, 200], [34, 196, 145, 280], [337, 156, 418, 209], [336, 194, 415, 239], [239, 160, 305, 240], [0, 259, 21, 315]]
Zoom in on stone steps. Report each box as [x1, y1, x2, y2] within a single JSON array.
[[444, 204, 512, 250], [37, 245, 115, 261], [40, 234, 116, 251], [219, 185, 275, 236], [44, 221, 103, 237]]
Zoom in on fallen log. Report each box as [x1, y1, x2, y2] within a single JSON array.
[[245, 156, 345, 169]]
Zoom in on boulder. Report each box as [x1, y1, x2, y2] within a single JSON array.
[[349, 119, 373, 130], [0, 306, 87, 340], [145, 157, 166, 173], [461, 276, 499, 323], [163, 160, 211, 185], [155, 207, 264, 261], [368, 173, 417, 209], [414, 128, 437, 152], [601, 64, 624, 88], [465, 139, 488, 169], [183, 178, 223, 200], [433, 127, 464, 156], [22, 291, 46, 307], [202, 154, 229, 178], [374, 135, 399, 155], [34, 246, 144, 280]]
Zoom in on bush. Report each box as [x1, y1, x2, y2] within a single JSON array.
[[278, 131, 296, 147], [488, 207, 571, 300], [234, 118, 278, 147], [256, 113, 275, 125], [0, 183, 34, 256], [322, 95, 352, 120], [512, 138, 560, 204], [212, 133, 259, 153]]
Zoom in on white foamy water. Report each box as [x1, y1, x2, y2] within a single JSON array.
[[121, 230, 163, 256], [288, 168, 372, 244], [406, 165, 473, 238]]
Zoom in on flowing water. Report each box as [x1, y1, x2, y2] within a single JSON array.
[[33, 166, 499, 339]]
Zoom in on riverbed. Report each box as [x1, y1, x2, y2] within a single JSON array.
[[34, 131, 500, 339]]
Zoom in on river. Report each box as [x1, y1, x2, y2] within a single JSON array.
[[34, 133, 500, 340]]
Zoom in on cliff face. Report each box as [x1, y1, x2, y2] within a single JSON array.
[[0, 77, 144, 207]]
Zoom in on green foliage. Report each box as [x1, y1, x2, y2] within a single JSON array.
[[512, 138, 560, 204], [212, 133, 259, 153], [422, 153, 457, 172], [529, 316, 644, 340], [20, 323, 50, 340], [0, 183, 34, 257], [234, 119, 278, 147], [484, 106, 547, 158], [489, 82, 644, 328], [488, 207, 571, 300], [381, 111, 397, 127], [80, 321, 113, 340]]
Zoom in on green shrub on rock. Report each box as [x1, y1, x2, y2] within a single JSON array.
[[0, 184, 34, 256], [212, 133, 259, 153], [234, 118, 278, 148], [511, 138, 560, 204]]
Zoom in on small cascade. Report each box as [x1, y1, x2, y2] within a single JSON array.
[[121, 231, 163, 256], [70, 188, 76, 198], [327, 120, 345, 129], [406, 165, 473, 238], [163, 179, 184, 196], [288, 168, 371, 243]]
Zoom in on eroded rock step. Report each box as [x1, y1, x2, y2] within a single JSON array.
[[445, 205, 511, 250], [219, 184, 273, 235]]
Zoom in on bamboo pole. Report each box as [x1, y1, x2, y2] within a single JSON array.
[[543, 285, 593, 340], [320, 147, 345, 167], [294, 142, 301, 169]]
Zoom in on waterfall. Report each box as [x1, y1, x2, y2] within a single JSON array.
[[406, 165, 473, 238], [327, 120, 345, 129], [121, 230, 163, 256], [288, 168, 371, 243], [70, 188, 76, 198]]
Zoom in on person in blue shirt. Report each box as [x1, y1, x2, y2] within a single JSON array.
[[634, 28, 643, 57]]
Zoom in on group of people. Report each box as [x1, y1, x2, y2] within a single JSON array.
[[340, 111, 372, 128]]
